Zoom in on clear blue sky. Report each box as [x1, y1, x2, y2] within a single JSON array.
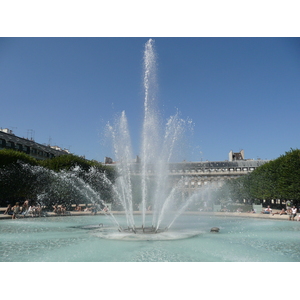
[[1, 37, 300, 162]]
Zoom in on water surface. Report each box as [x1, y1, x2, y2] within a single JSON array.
[[1, 214, 299, 262]]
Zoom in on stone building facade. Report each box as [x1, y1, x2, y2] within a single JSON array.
[[0, 128, 69, 160], [105, 151, 269, 196]]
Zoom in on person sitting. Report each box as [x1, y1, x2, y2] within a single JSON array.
[[21, 200, 29, 215], [12, 202, 21, 219], [35, 204, 42, 217], [261, 205, 272, 214], [272, 208, 287, 216], [53, 203, 61, 214], [91, 205, 97, 215], [3, 204, 13, 215], [61, 204, 66, 215], [74, 204, 81, 211], [53, 203, 57, 213], [27, 205, 34, 217]]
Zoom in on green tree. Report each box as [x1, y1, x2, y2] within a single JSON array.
[[0, 148, 38, 167], [219, 148, 300, 204], [0, 149, 116, 207]]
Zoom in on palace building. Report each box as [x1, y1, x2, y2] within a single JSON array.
[[104, 151, 269, 196], [0, 128, 69, 160]]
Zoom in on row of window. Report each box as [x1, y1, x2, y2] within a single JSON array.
[[129, 167, 255, 174], [0, 138, 55, 159], [171, 167, 255, 173], [184, 177, 237, 187]]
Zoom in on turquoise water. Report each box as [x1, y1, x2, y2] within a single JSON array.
[[1, 214, 300, 262]]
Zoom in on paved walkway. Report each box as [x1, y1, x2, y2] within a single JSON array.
[[0, 209, 298, 221]]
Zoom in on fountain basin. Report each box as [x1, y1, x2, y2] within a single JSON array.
[[1, 214, 300, 262], [121, 226, 166, 234]]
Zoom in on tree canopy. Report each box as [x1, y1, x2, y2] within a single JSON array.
[[0, 149, 115, 207], [219, 149, 300, 203], [0, 148, 38, 167]]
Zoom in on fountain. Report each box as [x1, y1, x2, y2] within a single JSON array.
[[2, 39, 205, 241], [103, 39, 202, 238], [1, 39, 300, 262]]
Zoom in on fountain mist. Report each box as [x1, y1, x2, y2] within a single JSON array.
[[107, 39, 199, 233]]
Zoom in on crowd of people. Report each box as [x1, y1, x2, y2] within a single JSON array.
[[52, 203, 109, 215], [3, 200, 44, 219], [3, 199, 300, 221], [260, 203, 300, 221], [2, 200, 112, 219], [52, 203, 67, 215]]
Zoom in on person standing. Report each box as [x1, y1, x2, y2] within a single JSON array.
[[289, 206, 297, 221]]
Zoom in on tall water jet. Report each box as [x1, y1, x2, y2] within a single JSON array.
[[106, 39, 198, 234], [141, 38, 160, 227]]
